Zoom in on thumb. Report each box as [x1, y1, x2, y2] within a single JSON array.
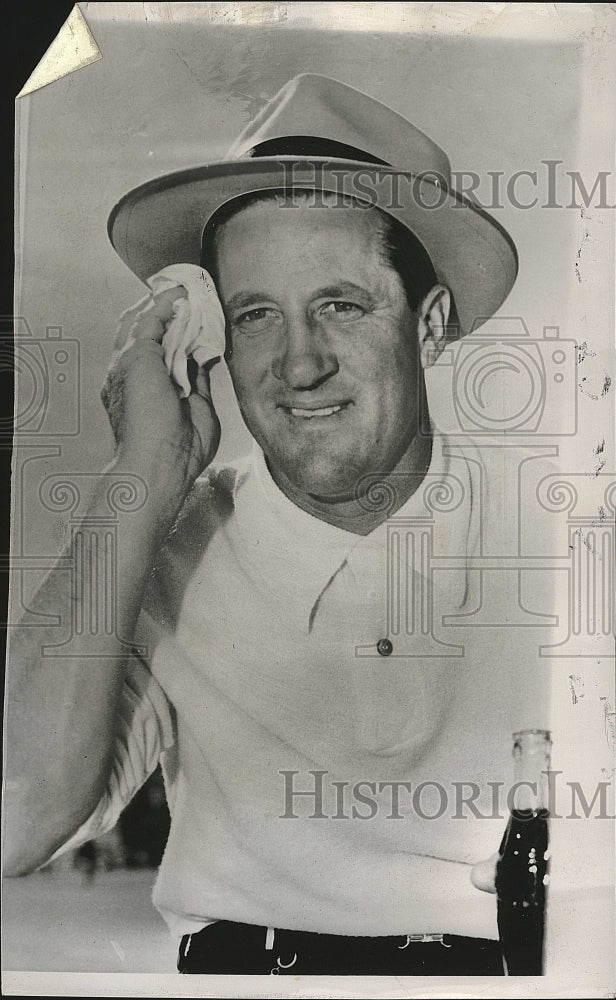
[[470, 852, 499, 894], [187, 365, 221, 469], [192, 362, 214, 403]]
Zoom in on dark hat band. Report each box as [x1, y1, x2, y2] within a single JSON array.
[[246, 135, 390, 166]]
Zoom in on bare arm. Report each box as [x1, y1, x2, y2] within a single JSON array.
[[3, 290, 220, 875]]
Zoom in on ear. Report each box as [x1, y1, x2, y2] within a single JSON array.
[[416, 284, 451, 369]]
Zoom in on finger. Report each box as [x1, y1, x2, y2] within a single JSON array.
[[149, 285, 188, 321], [193, 364, 213, 401], [110, 335, 167, 377], [114, 296, 150, 350], [470, 852, 499, 894], [169, 346, 191, 399], [187, 382, 221, 469], [112, 287, 184, 349], [132, 287, 189, 343]]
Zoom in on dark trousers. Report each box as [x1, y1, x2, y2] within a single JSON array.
[[178, 920, 504, 975]]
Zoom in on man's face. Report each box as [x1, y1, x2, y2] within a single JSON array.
[[217, 199, 424, 499]]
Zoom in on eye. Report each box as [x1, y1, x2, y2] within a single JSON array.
[[318, 301, 365, 322], [232, 307, 282, 336]]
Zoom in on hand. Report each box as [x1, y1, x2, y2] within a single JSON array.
[[470, 852, 498, 893], [101, 287, 221, 522]]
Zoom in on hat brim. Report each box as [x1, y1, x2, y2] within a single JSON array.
[[108, 158, 517, 337]]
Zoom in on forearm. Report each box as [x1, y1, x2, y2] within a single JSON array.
[[3, 459, 171, 875]]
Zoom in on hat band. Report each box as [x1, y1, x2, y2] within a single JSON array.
[[245, 135, 390, 166]]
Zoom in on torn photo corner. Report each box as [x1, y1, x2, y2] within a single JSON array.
[[4, 3, 615, 999], [16, 4, 102, 99]]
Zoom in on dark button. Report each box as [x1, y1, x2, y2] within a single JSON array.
[[377, 638, 393, 657]]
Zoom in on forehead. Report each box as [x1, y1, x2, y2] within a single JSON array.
[[214, 198, 387, 278]]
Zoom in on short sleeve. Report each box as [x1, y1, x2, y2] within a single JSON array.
[[47, 654, 175, 861]]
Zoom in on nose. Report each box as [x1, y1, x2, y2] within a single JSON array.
[[271, 312, 338, 389]]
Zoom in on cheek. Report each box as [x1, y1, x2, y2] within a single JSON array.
[[227, 351, 274, 424], [351, 342, 420, 431], [228, 347, 260, 386], [386, 331, 422, 392], [339, 323, 419, 390]]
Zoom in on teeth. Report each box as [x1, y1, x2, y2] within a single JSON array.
[[289, 404, 343, 418]]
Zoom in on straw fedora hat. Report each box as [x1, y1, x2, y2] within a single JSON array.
[[108, 73, 517, 337]]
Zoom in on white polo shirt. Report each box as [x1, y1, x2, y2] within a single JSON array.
[[58, 429, 554, 939]]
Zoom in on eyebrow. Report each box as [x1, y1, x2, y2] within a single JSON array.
[[225, 292, 271, 314], [225, 282, 374, 314], [312, 283, 374, 303]]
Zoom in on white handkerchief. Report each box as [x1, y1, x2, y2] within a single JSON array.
[[146, 264, 227, 398]]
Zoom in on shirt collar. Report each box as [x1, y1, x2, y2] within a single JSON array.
[[342, 428, 451, 578], [234, 430, 456, 633], [248, 441, 361, 609]]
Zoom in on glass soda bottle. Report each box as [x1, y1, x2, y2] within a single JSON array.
[[495, 729, 551, 975]]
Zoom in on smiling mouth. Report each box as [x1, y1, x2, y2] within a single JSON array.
[[282, 402, 351, 419]]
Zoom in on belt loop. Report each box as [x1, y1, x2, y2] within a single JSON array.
[[265, 926, 275, 951]]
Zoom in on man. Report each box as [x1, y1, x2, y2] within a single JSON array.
[[5, 75, 544, 976]]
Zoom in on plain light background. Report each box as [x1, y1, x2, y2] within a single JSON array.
[[7, 3, 615, 996]]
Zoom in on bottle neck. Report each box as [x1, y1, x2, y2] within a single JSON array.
[[510, 729, 552, 813]]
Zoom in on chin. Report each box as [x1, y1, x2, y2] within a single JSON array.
[[279, 452, 373, 501]]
